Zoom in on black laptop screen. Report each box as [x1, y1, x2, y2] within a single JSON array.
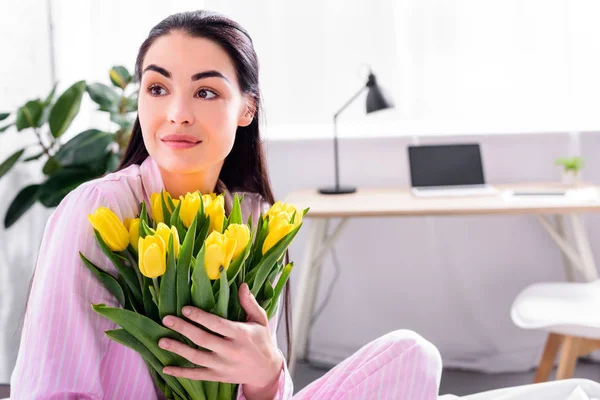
[[408, 144, 485, 187]]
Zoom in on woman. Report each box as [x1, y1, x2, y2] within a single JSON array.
[[10, 11, 442, 400]]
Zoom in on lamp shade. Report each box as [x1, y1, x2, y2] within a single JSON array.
[[365, 72, 394, 113]]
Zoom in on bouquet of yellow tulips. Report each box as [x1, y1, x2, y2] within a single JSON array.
[[81, 190, 308, 400]]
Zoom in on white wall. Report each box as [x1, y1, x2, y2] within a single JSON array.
[[268, 130, 600, 373]]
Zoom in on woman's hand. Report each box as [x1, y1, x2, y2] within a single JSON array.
[[158, 282, 284, 399]]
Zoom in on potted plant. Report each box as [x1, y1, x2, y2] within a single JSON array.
[[555, 156, 584, 186], [0, 66, 138, 228]]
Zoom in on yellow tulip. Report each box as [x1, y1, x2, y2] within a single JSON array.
[[138, 234, 166, 278], [88, 207, 129, 252], [204, 231, 236, 279], [262, 220, 294, 255], [204, 194, 225, 233], [155, 222, 180, 258], [151, 191, 176, 224], [179, 191, 201, 228], [225, 224, 250, 260], [266, 201, 302, 227], [128, 218, 140, 252]]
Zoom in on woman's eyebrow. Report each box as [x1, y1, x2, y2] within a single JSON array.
[[143, 64, 229, 82]]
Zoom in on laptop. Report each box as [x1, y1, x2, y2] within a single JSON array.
[[408, 143, 497, 197]]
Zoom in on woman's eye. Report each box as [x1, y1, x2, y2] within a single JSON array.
[[196, 88, 218, 99], [148, 85, 167, 96]]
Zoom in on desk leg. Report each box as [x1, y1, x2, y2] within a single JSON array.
[[537, 214, 599, 282], [290, 217, 349, 375], [570, 214, 599, 282], [290, 218, 328, 375], [555, 215, 576, 282]]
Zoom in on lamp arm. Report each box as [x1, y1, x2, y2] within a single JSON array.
[[333, 85, 368, 120]]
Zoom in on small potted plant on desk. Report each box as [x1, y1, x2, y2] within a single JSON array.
[[555, 156, 584, 186]]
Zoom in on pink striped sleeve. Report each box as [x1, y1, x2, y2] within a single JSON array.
[[237, 194, 294, 400], [10, 184, 156, 399]]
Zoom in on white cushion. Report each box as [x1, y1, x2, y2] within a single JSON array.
[[511, 280, 600, 338], [439, 378, 600, 399]]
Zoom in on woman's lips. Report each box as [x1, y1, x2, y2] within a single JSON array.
[[160, 134, 202, 149], [162, 140, 201, 149]]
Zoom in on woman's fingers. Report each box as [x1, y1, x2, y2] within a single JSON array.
[[180, 306, 243, 339], [158, 336, 219, 368], [162, 315, 228, 353]]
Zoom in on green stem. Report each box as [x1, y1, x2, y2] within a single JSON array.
[[123, 249, 143, 288], [152, 277, 160, 299], [34, 128, 51, 157]]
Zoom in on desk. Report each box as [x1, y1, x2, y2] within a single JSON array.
[[284, 183, 600, 375]]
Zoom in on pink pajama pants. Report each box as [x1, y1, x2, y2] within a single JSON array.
[[293, 330, 442, 400]]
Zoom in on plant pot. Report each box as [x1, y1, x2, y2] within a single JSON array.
[[561, 170, 580, 186]]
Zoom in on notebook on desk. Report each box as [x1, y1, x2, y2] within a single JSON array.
[[408, 143, 498, 197]]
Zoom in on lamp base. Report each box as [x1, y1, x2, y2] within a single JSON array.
[[318, 186, 357, 195]]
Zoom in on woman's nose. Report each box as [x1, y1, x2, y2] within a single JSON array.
[[167, 97, 195, 126]]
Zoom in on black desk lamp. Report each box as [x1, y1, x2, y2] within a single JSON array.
[[319, 70, 394, 195]]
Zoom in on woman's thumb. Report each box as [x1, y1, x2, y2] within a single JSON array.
[[239, 283, 268, 325]]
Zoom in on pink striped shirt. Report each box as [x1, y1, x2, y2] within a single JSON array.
[[10, 156, 293, 399]]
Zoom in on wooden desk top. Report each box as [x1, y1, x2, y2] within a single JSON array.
[[283, 183, 600, 218]]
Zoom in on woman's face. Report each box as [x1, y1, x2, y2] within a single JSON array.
[[138, 31, 253, 175]]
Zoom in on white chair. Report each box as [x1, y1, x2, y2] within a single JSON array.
[[511, 280, 600, 382]]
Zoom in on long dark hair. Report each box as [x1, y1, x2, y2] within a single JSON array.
[[120, 11, 292, 362]]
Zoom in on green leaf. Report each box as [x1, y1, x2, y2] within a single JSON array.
[[263, 279, 274, 301], [149, 285, 159, 307], [228, 194, 244, 225], [267, 263, 293, 319], [250, 223, 302, 297], [38, 167, 98, 207], [49, 80, 86, 138], [22, 150, 45, 162], [91, 229, 143, 304], [53, 129, 113, 166], [87, 83, 120, 111], [172, 205, 187, 242], [216, 267, 229, 319], [4, 184, 41, 228], [190, 244, 215, 311], [0, 112, 9, 121], [16, 100, 44, 130], [247, 215, 268, 270], [159, 234, 177, 320], [43, 83, 58, 107], [105, 329, 188, 399], [139, 201, 149, 238], [79, 252, 126, 307], [110, 66, 132, 89], [143, 276, 160, 322], [194, 216, 210, 256], [0, 122, 14, 133], [160, 190, 173, 227], [228, 281, 241, 322], [92, 305, 207, 400], [205, 381, 219, 400], [0, 149, 25, 179], [176, 215, 196, 318], [218, 383, 234, 400], [42, 156, 62, 176], [140, 219, 156, 237]]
